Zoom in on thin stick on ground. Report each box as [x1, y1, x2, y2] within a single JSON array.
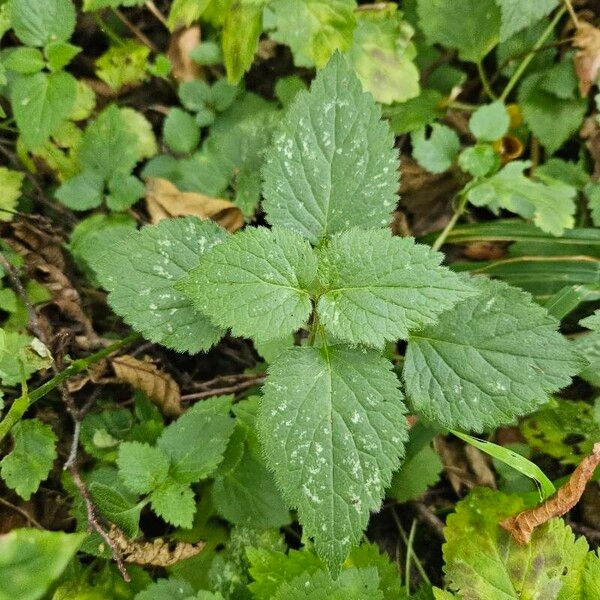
[[181, 373, 266, 402]]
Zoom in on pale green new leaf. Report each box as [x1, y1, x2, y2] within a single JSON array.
[[495, 0, 558, 41], [95, 40, 150, 91], [0, 167, 24, 221], [150, 480, 196, 528], [404, 277, 581, 431], [258, 346, 408, 570], [9, 0, 76, 46], [0, 529, 84, 600], [411, 124, 460, 174], [157, 395, 235, 483], [0, 419, 57, 500], [443, 488, 589, 598], [267, 0, 356, 68], [467, 160, 577, 236], [90, 217, 226, 353], [469, 101, 509, 141], [178, 227, 316, 342], [263, 53, 398, 244], [316, 229, 476, 347], [417, 0, 501, 63], [12, 71, 77, 150], [117, 441, 170, 494]]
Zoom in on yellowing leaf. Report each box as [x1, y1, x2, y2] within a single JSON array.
[[0, 167, 24, 221]]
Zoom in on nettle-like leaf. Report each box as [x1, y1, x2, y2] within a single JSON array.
[[0, 419, 57, 500], [258, 345, 408, 570], [404, 277, 581, 431], [9, 0, 76, 47], [178, 227, 316, 342], [315, 228, 476, 348], [89, 217, 226, 353], [262, 52, 398, 244], [494, 0, 558, 41]]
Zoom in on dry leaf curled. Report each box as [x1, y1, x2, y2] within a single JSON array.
[[574, 22, 600, 96]]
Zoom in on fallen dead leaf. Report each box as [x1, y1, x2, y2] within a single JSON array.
[[464, 444, 497, 490], [167, 26, 202, 82], [501, 442, 600, 544], [146, 177, 244, 232], [109, 525, 204, 566], [574, 21, 600, 96], [581, 116, 600, 180], [112, 354, 182, 417]]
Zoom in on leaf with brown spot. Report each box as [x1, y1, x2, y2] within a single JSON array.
[[501, 442, 600, 544], [574, 22, 600, 96], [108, 525, 204, 566], [167, 26, 202, 82], [112, 355, 182, 417], [146, 178, 243, 232]]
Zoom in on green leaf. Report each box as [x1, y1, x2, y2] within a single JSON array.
[[190, 41, 222, 65], [89, 217, 226, 353], [443, 487, 589, 598], [388, 423, 442, 503], [150, 479, 196, 528], [495, 0, 559, 41], [0, 167, 24, 221], [0, 419, 57, 500], [258, 346, 408, 570], [135, 578, 194, 600], [3, 47, 45, 74], [0, 529, 84, 600], [384, 89, 444, 134], [411, 124, 460, 174], [0, 331, 51, 386], [417, 0, 501, 63], [178, 227, 316, 342], [267, 0, 356, 68], [272, 567, 382, 600], [404, 277, 581, 431], [222, 1, 262, 83], [467, 160, 577, 236], [117, 441, 170, 494], [106, 173, 145, 211], [12, 71, 77, 150], [163, 108, 200, 154], [157, 395, 235, 483], [581, 310, 600, 331], [518, 70, 587, 154], [316, 228, 476, 348], [469, 101, 509, 141], [89, 482, 141, 538], [55, 171, 104, 210], [263, 52, 398, 244], [458, 144, 499, 177], [9, 0, 76, 46], [121, 107, 159, 161], [95, 40, 150, 90], [346, 6, 420, 104], [585, 182, 600, 227], [44, 41, 81, 71]]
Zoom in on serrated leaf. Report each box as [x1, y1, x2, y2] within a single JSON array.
[[469, 101, 509, 141], [495, 0, 558, 41], [222, 1, 262, 83], [95, 40, 150, 91], [467, 160, 577, 236], [89, 217, 226, 353], [411, 124, 460, 174], [89, 482, 141, 538], [417, 0, 501, 63], [272, 567, 382, 600], [12, 71, 77, 150], [150, 480, 196, 528], [581, 309, 600, 331], [157, 395, 235, 483], [258, 345, 408, 570], [443, 488, 589, 598], [117, 441, 170, 494], [55, 171, 104, 210], [0, 331, 51, 386], [267, 0, 356, 68], [178, 227, 316, 342], [0, 419, 57, 500], [0, 529, 84, 600], [404, 277, 581, 431], [458, 144, 499, 177], [163, 108, 200, 154], [9, 0, 76, 47], [0, 167, 24, 221], [316, 228, 476, 348], [263, 53, 398, 244]]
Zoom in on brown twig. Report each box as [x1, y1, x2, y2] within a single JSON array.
[[189, 372, 265, 391], [412, 501, 445, 538], [112, 8, 159, 52], [145, 1, 169, 28], [0, 496, 43, 529], [181, 373, 266, 402]]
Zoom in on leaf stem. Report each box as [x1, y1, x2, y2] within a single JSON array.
[[477, 61, 497, 100], [431, 193, 469, 252], [0, 333, 140, 443], [499, 6, 567, 102]]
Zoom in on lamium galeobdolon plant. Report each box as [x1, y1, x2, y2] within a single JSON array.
[[91, 53, 581, 572]]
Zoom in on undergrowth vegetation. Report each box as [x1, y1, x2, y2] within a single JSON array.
[[1, 0, 600, 598]]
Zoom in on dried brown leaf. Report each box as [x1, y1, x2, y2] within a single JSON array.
[[501, 442, 600, 544], [112, 354, 182, 416], [581, 116, 600, 179], [464, 445, 497, 489], [167, 26, 201, 82], [146, 177, 243, 232], [574, 21, 600, 96], [109, 525, 204, 566]]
